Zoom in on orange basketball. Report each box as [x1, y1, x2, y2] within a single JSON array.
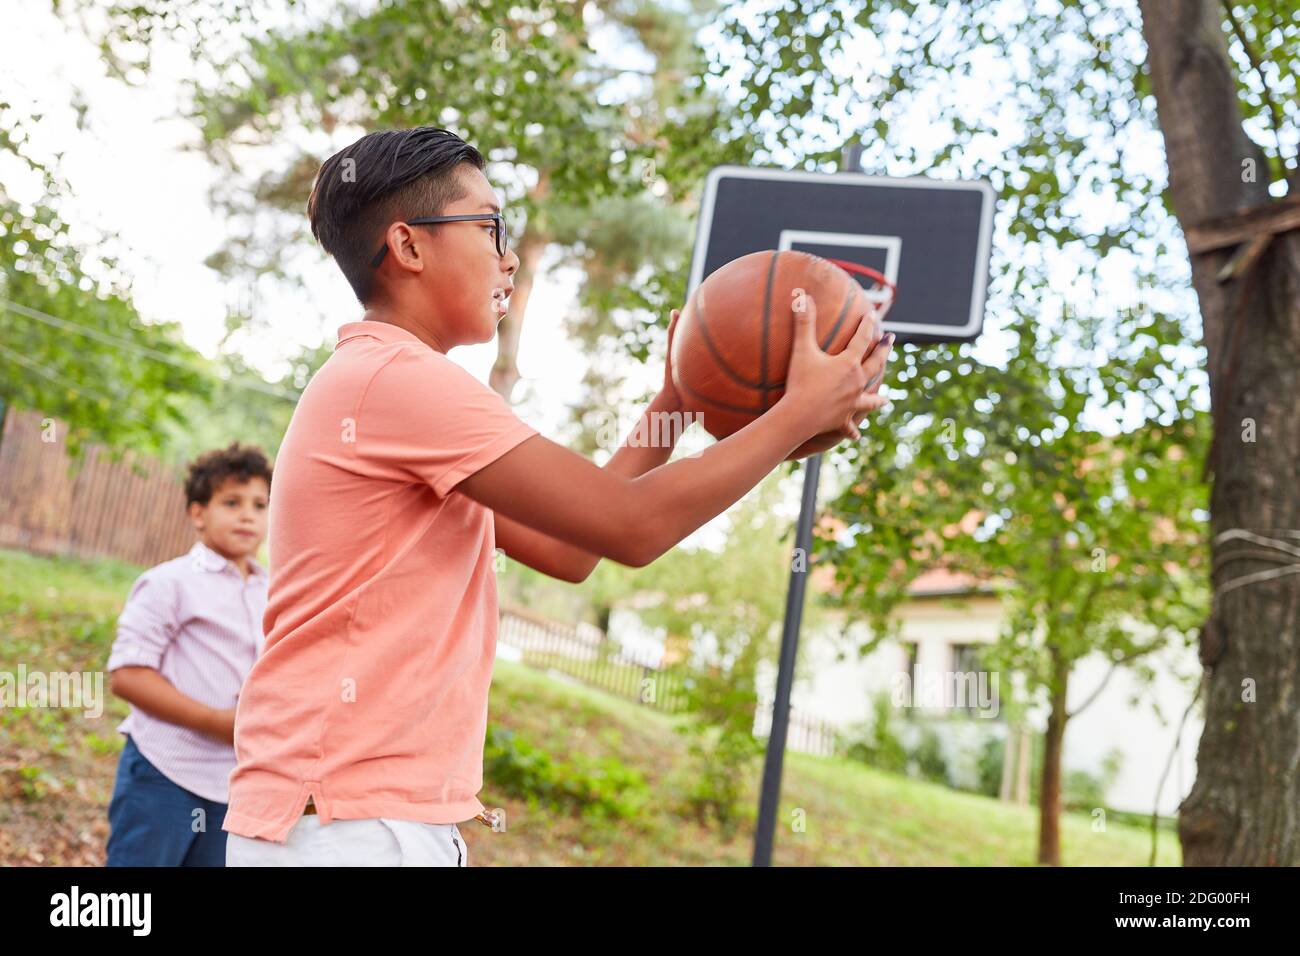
[[670, 250, 882, 460]]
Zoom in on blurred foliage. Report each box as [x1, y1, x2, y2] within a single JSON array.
[[154, 340, 332, 468], [68, 0, 763, 434], [577, 474, 829, 830], [707, 0, 1254, 859], [1026, 731, 1126, 814], [0, 103, 209, 457], [0, 95, 322, 464], [843, 691, 909, 774], [976, 733, 1005, 797], [822, 302, 1211, 683], [483, 723, 650, 821]]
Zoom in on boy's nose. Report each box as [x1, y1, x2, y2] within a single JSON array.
[[502, 247, 519, 276]]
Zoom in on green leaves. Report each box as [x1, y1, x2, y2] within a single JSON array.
[[0, 103, 211, 455], [684, 1, 1229, 719], [819, 300, 1209, 705], [71, 0, 764, 430]]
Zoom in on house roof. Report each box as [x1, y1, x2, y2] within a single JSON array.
[[905, 567, 994, 596], [809, 560, 998, 598]]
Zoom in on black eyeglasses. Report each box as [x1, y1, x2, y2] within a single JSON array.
[[370, 213, 507, 267]]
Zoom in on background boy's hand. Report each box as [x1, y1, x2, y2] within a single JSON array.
[[207, 706, 237, 745]]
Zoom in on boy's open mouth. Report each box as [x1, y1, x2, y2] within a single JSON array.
[[491, 286, 513, 315]]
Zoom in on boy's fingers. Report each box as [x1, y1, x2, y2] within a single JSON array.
[[862, 323, 890, 358], [791, 289, 818, 348], [854, 391, 888, 414], [846, 308, 877, 358], [861, 335, 894, 385], [665, 310, 683, 367]]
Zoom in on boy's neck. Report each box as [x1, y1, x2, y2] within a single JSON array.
[[361, 306, 449, 353], [202, 539, 254, 578]]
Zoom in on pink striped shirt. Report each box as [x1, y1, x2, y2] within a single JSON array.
[[106, 540, 267, 803]]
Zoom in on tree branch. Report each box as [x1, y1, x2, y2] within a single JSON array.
[[1066, 641, 1162, 720], [1066, 661, 1120, 719], [1219, 0, 1292, 184], [1138, 0, 1270, 223]]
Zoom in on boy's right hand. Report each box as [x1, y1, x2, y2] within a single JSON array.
[[781, 289, 894, 441], [207, 706, 237, 745]]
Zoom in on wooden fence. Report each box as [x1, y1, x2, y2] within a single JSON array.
[[0, 407, 193, 567]]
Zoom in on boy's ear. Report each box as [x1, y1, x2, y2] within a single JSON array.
[[187, 501, 206, 530], [390, 222, 429, 271]]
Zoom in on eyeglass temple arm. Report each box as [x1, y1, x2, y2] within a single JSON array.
[[370, 214, 503, 268]]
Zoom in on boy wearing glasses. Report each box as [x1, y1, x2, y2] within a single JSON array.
[[223, 126, 892, 866]]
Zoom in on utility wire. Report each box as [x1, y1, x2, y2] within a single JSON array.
[[0, 340, 150, 425], [1, 299, 302, 402]]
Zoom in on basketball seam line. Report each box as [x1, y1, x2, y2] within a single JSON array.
[[766, 272, 858, 391], [769, 282, 863, 390], [692, 277, 767, 391], [676, 377, 769, 417], [760, 251, 777, 409], [688, 251, 855, 404]]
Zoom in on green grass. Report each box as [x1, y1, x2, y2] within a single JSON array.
[[0, 547, 1181, 866], [0, 547, 143, 616]]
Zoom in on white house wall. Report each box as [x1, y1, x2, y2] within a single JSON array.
[[608, 598, 1201, 817]]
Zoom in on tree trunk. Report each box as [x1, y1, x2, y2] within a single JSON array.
[[1015, 724, 1031, 804], [999, 723, 1016, 801], [1037, 648, 1069, 865], [1138, 0, 1300, 865], [489, 172, 551, 401]]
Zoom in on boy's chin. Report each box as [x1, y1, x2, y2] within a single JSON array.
[[446, 309, 502, 347], [207, 536, 260, 561]]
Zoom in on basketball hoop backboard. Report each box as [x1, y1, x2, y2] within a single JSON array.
[[688, 166, 996, 344]]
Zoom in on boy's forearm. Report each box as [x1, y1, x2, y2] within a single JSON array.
[[110, 667, 225, 740], [602, 389, 683, 478], [537, 389, 685, 580], [622, 399, 807, 565]]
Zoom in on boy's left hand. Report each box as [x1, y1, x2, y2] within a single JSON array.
[[656, 308, 684, 412]]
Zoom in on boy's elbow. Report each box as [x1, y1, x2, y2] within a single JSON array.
[[109, 664, 155, 699], [611, 528, 664, 569], [560, 559, 596, 584], [603, 480, 670, 568], [604, 539, 642, 568], [108, 668, 132, 699]]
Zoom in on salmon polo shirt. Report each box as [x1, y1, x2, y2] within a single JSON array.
[[223, 319, 539, 843]]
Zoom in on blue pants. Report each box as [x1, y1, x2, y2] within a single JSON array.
[[106, 734, 229, 867]]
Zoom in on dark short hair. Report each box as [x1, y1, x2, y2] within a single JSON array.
[[185, 442, 273, 508], [306, 127, 487, 303]]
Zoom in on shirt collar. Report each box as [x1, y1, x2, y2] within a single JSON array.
[[336, 320, 429, 350], [188, 540, 267, 580]]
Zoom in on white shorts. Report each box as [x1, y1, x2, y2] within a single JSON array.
[[226, 813, 468, 867]]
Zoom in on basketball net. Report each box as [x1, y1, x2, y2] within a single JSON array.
[[826, 258, 897, 324]]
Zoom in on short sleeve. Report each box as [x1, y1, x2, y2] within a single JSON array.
[[106, 570, 181, 672], [358, 348, 539, 497]]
